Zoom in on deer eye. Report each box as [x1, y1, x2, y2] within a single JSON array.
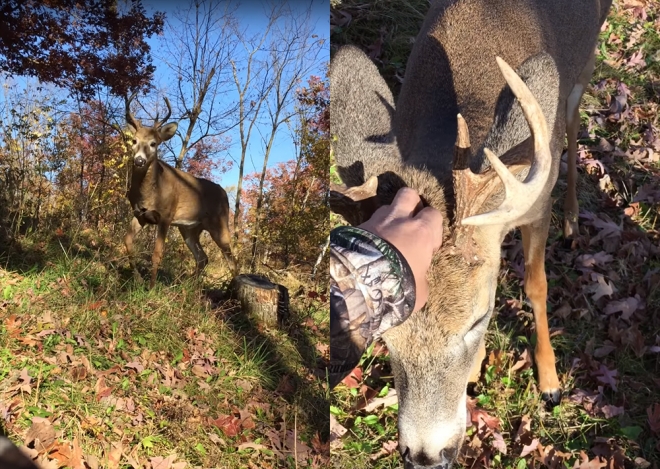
[[150, 142, 157, 148], [131, 139, 137, 145]]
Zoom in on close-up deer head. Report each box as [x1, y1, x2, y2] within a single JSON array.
[[125, 92, 178, 168], [331, 46, 557, 467]]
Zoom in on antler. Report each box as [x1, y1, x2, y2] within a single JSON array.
[[154, 97, 172, 128], [459, 56, 552, 227], [125, 91, 140, 130]]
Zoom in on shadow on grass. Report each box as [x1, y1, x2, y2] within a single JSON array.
[[205, 284, 330, 442], [0, 226, 188, 291]]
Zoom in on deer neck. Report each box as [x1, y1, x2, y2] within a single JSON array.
[[128, 158, 162, 204]]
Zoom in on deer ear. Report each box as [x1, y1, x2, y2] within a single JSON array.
[[330, 46, 401, 188], [159, 123, 178, 141]]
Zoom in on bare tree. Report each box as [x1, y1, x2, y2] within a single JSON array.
[[158, 0, 239, 169], [229, 3, 283, 246], [248, 3, 325, 268]]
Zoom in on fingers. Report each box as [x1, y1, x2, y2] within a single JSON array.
[[416, 206, 444, 251], [390, 187, 423, 217]]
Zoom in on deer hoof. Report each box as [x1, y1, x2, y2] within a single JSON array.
[[562, 216, 579, 241], [541, 389, 562, 409]]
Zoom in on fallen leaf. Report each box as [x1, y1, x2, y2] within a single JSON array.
[[594, 344, 616, 358], [191, 364, 207, 377], [207, 433, 226, 446], [106, 441, 122, 469], [363, 389, 398, 412], [511, 349, 532, 373], [150, 454, 178, 469], [284, 429, 311, 461], [237, 442, 267, 451], [603, 297, 639, 320], [589, 274, 615, 301], [491, 432, 507, 454], [125, 361, 145, 373], [5, 315, 21, 335], [310, 432, 329, 455], [49, 442, 72, 467], [370, 439, 398, 460], [94, 377, 112, 401], [520, 438, 539, 458], [575, 252, 614, 270], [595, 364, 619, 392], [626, 49, 646, 68], [71, 365, 87, 381], [276, 374, 296, 395], [24, 419, 56, 453], [601, 405, 625, 418], [648, 403, 660, 435], [210, 415, 241, 437], [577, 451, 608, 469], [18, 368, 33, 394], [329, 415, 347, 448]]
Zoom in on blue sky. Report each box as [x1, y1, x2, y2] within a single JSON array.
[[142, 0, 329, 198]]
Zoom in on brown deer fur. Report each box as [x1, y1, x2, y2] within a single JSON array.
[[329, 0, 612, 467], [124, 95, 236, 289]]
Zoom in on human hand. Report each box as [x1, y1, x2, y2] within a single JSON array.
[[358, 187, 443, 312]]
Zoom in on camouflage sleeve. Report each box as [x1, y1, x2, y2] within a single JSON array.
[[328, 226, 416, 388]]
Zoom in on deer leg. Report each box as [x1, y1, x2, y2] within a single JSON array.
[[521, 219, 560, 407], [468, 336, 486, 383], [149, 222, 170, 289], [179, 226, 208, 276], [562, 86, 582, 240], [563, 54, 595, 240], [209, 217, 237, 275], [124, 217, 144, 281]]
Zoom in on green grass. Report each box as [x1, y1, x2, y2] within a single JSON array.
[[330, 0, 660, 467], [0, 230, 329, 468]]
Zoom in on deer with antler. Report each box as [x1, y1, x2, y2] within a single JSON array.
[[330, 0, 611, 467], [124, 93, 237, 289]]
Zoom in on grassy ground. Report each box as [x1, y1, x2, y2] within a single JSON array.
[[0, 228, 330, 468], [330, 0, 660, 468]]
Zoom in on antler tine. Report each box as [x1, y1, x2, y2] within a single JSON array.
[[155, 97, 172, 128], [125, 91, 141, 130], [461, 56, 552, 227], [453, 113, 471, 170]]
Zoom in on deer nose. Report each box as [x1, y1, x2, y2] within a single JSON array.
[[134, 156, 146, 167], [402, 446, 456, 469]]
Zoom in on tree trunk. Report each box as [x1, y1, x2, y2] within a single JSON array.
[[230, 274, 289, 328], [249, 123, 278, 269], [312, 235, 330, 280]]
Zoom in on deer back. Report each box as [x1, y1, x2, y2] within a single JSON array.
[[396, 0, 607, 177]]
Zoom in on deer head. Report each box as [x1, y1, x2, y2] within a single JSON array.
[[125, 92, 178, 168], [330, 46, 558, 468]]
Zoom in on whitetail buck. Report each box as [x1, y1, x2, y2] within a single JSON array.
[[124, 93, 237, 289], [330, 0, 611, 467]]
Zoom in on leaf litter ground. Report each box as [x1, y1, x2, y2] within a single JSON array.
[[0, 230, 330, 468]]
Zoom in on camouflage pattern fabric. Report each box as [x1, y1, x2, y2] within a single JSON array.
[[328, 226, 416, 388]]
